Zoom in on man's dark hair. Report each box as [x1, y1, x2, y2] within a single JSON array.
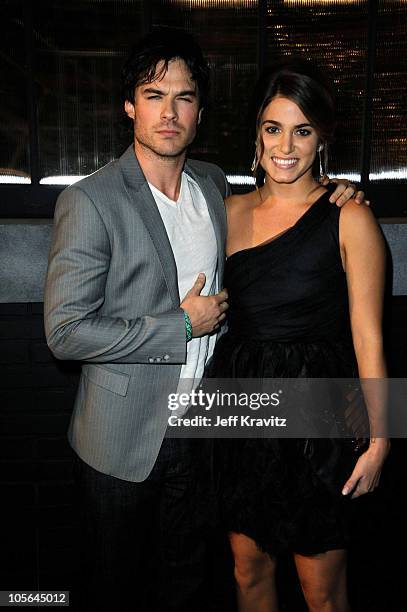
[[122, 28, 210, 108]]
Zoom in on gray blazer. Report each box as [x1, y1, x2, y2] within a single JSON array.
[[44, 145, 229, 482]]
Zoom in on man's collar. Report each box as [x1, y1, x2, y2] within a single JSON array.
[[119, 144, 208, 186], [184, 159, 208, 181], [118, 145, 146, 190]]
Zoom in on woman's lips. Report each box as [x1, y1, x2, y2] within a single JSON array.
[[271, 157, 298, 169]]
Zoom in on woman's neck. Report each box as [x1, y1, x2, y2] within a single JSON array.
[[260, 174, 321, 205]]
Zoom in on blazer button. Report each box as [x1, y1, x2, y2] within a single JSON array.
[[163, 354, 170, 361], [148, 357, 154, 363], [156, 357, 162, 362]]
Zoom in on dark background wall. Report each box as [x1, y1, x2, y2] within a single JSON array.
[[1, 0, 407, 216], [1, 302, 79, 596]]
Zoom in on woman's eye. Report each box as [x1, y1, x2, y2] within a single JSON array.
[[297, 129, 311, 136], [266, 126, 279, 134]]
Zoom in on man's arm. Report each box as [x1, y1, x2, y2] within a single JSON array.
[[44, 187, 186, 365]]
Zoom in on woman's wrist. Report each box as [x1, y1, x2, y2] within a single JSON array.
[[368, 437, 390, 457]]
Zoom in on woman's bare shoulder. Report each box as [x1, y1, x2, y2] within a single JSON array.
[[340, 199, 380, 234], [339, 199, 384, 251], [225, 190, 258, 214]]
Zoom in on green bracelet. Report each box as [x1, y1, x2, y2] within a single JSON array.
[[183, 310, 193, 342]]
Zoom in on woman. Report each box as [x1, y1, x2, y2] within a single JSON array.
[[206, 58, 389, 611]]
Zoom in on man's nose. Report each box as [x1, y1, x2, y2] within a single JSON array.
[[161, 99, 177, 121]]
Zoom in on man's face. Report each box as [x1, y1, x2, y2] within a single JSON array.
[[125, 58, 202, 160]]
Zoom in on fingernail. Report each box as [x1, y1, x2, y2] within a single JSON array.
[[342, 487, 349, 495]]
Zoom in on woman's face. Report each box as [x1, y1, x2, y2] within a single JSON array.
[[258, 95, 320, 185]]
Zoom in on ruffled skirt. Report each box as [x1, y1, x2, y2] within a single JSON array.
[[204, 333, 359, 556]]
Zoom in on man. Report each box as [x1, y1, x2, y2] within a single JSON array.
[[44, 28, 363, 612]]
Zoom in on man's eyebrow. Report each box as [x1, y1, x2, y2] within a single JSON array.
[[142, 87, 197, 97], [142, 87, 165, 95], [262, 119, 312, 128], [177, 89, 197, 97]]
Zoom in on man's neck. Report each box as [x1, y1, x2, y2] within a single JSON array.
[[134, 143, 186, 201]]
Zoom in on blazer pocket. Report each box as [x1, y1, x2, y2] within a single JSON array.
[[82, 364, 130, 397]]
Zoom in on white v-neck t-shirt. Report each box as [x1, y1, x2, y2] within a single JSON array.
[[148, 171, 218, 389]]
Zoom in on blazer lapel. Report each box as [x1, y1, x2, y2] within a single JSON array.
[[184, 162, 227, 289], [118, 146, 227, 305], [119, 146, 180, 308]]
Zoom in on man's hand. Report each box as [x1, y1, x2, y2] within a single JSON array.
[[320, 175, 369, 207], [181, 273, 228, 338]]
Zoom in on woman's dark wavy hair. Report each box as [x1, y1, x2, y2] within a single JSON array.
[[251, 56, 336, 186], [122, 28, 210, 109]]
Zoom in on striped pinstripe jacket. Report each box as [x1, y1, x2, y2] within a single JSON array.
[[44, 145, 228, 481]]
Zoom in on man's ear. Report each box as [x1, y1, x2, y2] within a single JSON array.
[[198, 108, 203, 125], [124, 100, 135, 120]]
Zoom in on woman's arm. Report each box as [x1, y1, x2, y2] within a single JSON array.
[[339, 201, 390, 498]]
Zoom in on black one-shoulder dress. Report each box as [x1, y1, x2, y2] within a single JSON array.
[[205, 191, 359, 556]]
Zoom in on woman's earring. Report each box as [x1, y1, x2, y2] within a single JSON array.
[[318, 144, 324, 178], [251, 150, 258, 174]]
